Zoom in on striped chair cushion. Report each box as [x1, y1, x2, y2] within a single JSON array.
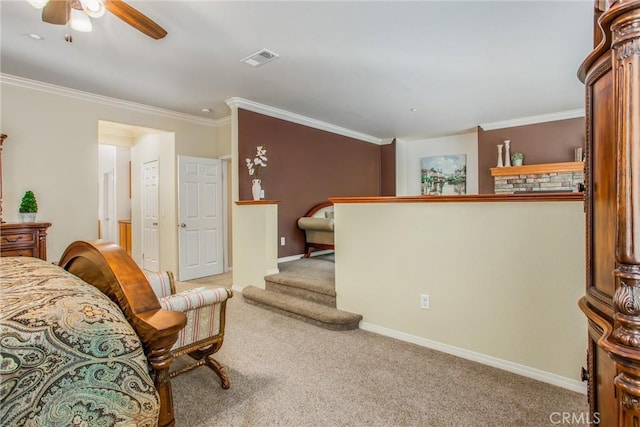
[[145, 270, 175, 298], [145, 270, 230, 351]]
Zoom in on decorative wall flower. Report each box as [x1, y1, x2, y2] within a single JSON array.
[[246, 146, 268, 178]]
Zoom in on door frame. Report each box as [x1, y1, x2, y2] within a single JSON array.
[[221, 155, 231, 273]]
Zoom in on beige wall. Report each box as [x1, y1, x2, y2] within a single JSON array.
[[232, 203, 279, 289], [397, 131, 479, 196], [216, 120, 232, 158], [1, 79, 224, 262], [334, 200, 586, 390]]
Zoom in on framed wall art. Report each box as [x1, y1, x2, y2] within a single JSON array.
[[420, 154, 467, 195]]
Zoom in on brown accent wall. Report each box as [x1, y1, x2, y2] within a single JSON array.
[[380, 139, 396, 196], [477, 117, 585, 194], [238, 109, 383, 257]]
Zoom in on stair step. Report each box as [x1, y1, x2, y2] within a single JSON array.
[[265, 275, 336, 307], [265, 273, 335, 295], [242, 286, 362, 331]]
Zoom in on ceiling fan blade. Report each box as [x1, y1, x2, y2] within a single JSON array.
[[42, 0, 70, 25], [104, 0, 167, 40]]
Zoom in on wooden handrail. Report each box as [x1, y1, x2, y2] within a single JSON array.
[[330, 193, 583, 204]]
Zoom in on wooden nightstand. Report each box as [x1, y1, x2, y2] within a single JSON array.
[[1, 222, 52, 261]]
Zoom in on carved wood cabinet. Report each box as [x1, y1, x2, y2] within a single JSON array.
[[0, 222, 52, 261], [578, 0, 640, 424]]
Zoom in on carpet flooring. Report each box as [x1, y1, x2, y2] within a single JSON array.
[[172, 270, 588, 427], [273, 253, 335, 294]]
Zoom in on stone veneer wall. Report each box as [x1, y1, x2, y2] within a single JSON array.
[[494, 171, 584, 194]]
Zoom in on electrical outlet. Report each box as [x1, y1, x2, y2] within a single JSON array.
[[280, 237, 286, 246], [420, 294, 430, 310]]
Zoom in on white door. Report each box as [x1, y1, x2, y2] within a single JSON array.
[[102, 171, 116, 242], [142, 160, 160, 272], [178, 156, 223, 281]]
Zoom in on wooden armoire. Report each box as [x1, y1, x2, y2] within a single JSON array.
[[579, 0, 640, 424]]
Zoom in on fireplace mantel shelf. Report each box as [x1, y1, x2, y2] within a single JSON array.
[[490, 161, 584, 177]]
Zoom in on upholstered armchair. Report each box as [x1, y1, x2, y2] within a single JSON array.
[[144, 270, 233, 389]]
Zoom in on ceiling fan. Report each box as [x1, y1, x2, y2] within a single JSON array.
[[27, 0, 167, 39]]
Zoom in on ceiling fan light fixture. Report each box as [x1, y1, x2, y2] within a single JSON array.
[[70, 7, 92, 32], [27, 0, 49, 9], [80, 0, 105, 18]]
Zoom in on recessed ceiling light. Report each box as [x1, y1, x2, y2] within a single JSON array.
[[201, 108, 212, 113], [29, 33, 44, 40], [410, 108, 418, 112]]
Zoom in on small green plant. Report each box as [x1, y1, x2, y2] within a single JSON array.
[[511, 152, 524, 161], [19, 190, 38, 213]]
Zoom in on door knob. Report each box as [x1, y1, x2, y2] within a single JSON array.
[[180, 223, 186, 228]]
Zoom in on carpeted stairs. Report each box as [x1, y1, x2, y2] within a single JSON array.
[[242, 254, 362, 330]]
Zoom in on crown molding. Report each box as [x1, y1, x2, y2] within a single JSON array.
[[479, 109, 585, 131], [379, 138, 397, 145], [225, 97, 382, 145], [1, 73, 227, 128], [216, 115, 232, 126]]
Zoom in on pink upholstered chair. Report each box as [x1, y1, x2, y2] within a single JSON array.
[[144, 270, 233, 389]]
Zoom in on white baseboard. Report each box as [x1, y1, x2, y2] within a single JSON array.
[[278, 254, 304, 263], [278, 250, 334, 263], [360, 322, 587, 395]]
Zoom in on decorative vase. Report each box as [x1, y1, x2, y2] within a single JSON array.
[[20, 212, 36, 223], [251, 179, 262, 200], [497, 145, 504, 167], [503, 140, 511, 167], [513, 158, 523, 166]]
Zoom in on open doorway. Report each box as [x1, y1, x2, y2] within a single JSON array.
[[98, 120, 173, 272], [98, 143, 130, 245], [98, 120, 230, 279]]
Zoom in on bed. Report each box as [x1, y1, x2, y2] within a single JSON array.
[[0, 240, 186, 427]]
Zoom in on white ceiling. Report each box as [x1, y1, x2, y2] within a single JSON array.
[[1, 0, 594, 141]]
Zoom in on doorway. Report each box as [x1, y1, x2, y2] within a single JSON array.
[[101, 171, 116, 242], [98, 144, 130, 244], [98, 120, 229, 278]]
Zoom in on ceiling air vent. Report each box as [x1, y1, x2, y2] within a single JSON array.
[[240, 48, 280, 67]]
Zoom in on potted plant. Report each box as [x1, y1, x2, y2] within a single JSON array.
[[19, 190, 38, 223], [511, 152, 524, 166]]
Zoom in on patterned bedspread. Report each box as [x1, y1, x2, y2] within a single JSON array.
[[0, 257, 160, 427]]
